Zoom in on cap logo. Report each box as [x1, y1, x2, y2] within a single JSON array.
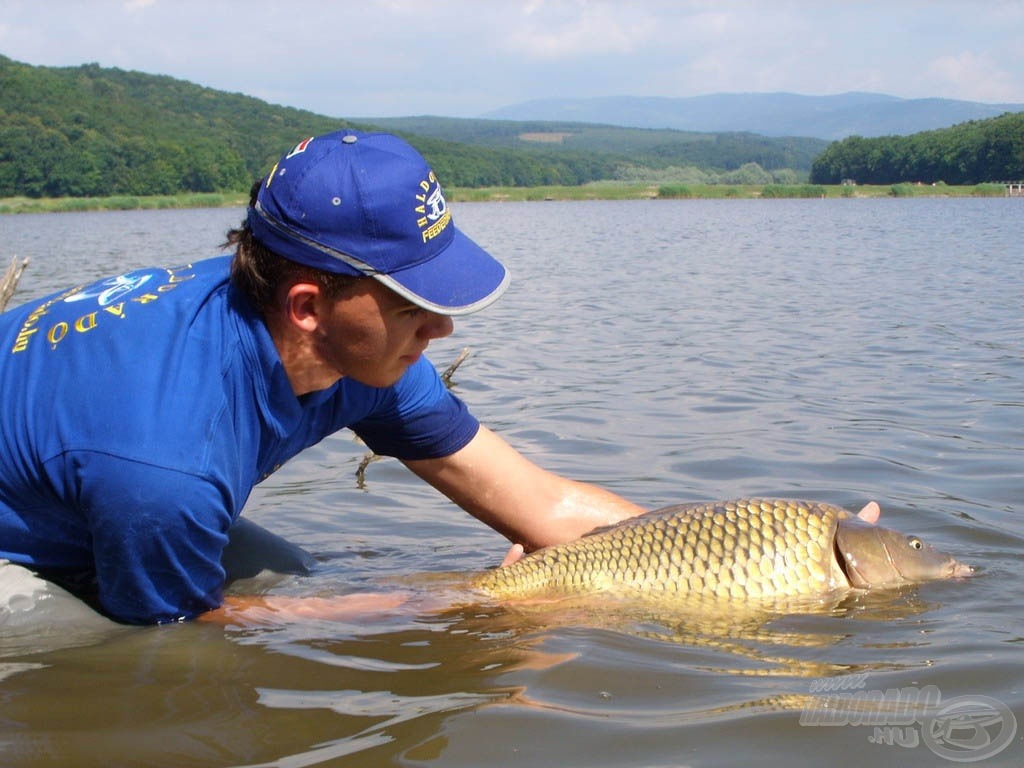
[[286, 137, 314, 159], [415, 171, 451, 244]]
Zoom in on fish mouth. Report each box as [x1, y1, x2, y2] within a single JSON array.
[[949, 561, 974, 578]]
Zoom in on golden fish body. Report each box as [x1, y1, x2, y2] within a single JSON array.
[[473, 499, 856, 603]]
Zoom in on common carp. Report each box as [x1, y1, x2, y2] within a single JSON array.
[[473, 498, 971, 604]]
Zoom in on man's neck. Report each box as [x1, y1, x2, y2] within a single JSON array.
[[263, 309, 340, 396]]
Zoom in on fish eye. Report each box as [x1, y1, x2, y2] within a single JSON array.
[[908, 537, 923, 550]]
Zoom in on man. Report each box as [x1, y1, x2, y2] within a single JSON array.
[[0, 130, 646, 625]]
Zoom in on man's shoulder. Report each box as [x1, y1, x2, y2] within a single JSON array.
[[0, 256, 235, 352], [5, 256, 253, 477]]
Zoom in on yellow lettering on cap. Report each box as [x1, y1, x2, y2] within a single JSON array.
[[420, 209, 452, 243]]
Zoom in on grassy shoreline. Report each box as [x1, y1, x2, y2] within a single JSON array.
[[0, 183, 1011, 214]]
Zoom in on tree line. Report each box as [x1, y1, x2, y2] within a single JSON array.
[[0, 55, 824, 199], [3, 54, 1022, 198], [0, 56, 633, 197], [810, 111, 1024, 185], [367, 116, 828, 174]]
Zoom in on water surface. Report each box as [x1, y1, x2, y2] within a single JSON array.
[[1, 199, 1021, 766]]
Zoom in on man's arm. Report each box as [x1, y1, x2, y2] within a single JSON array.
[[200, 592, 412, 626], [403, 425, 648, 551]]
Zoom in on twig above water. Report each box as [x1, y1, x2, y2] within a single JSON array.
[[441, 347, 471, 386], [0, 257, 29, 313], [355, 347, 472, 486]]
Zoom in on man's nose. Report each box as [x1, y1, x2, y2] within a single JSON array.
[[420, 313, 454, 340]]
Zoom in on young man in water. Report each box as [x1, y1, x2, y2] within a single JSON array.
[[0, 130, 647, 625], [0, 130, 883, 626]]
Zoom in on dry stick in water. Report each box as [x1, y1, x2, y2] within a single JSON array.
[[0, 257, 29, 313], [355, 347, 472, 487], [440, 347, 471, 386]]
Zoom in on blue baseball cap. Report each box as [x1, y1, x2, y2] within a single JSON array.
[[248, 130, 509, 316]]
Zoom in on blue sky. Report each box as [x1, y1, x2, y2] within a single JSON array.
[[2, 0, 1022, 118]]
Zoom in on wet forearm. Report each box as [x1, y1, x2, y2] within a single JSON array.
[[524, 478, 646, 549], [406, 425, 647, 552], [199, 593, 411, 626]]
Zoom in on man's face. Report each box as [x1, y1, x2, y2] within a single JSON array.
[[313, 279, 455, 388]]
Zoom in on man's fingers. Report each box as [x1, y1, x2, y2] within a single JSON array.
[[500, 543, 525, 567]]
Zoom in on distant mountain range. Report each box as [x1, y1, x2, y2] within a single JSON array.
[[481, 92, 1024, 140]]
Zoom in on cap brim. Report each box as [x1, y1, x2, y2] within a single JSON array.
[[372, 228, 510, 316]]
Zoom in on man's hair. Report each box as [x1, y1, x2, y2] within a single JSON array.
[[225, 181, 361, 313]]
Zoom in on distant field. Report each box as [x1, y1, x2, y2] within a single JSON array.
[[0, 184, 1009, 214], [517, 132, 575, 143], [446, 182, 1007, 202], [0, 192, 250, 214]]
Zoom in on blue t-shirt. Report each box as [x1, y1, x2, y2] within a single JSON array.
[[0, 256, 479, 624]]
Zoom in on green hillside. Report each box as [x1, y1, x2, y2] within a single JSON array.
[[365, 116, 827, 174], [0, 55, 355, 197], [810, 111, 1024, 185], [0, 55, 827, 198]]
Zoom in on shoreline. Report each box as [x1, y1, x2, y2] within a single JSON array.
[[0, 183, 1011, 214]]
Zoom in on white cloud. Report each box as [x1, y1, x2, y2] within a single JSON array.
[[1, 0, 1021, 115], [503, 1, 659, 59], [929, 51, 1023, 103]]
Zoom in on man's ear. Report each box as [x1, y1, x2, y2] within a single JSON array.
[[283, 282, 322, 332]]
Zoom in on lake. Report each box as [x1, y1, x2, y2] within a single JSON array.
[[1, 198, 1022, 767]]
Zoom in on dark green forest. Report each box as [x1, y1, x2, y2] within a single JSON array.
[[0, 55, 826, 198], [0, 56, 346, 197], [2, 54, 1021, 199], [810, 111, 1024, 184]]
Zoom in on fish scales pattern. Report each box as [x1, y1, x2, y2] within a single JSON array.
[[474, 498, 847, 601]]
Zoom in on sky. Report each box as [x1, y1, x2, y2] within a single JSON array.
[[2, 0, 1023, 118]]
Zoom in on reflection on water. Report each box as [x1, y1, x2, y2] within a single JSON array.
[[1, 200, 1022, 767]]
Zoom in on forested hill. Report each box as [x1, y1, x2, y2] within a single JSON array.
[[3, 55, 1018, 198], [810, 111, 1024, 185], [0, 55, 827, 198], [0, 55, 353, 197]]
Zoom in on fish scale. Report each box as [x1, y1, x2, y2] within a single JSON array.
[[473, 498, 850, 602]]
